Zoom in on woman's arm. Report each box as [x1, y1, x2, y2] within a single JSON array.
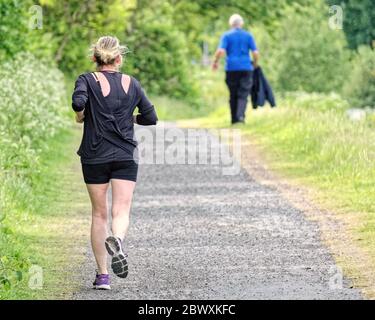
[[134, 80, 158, 126], [72, 75, 88, 123]]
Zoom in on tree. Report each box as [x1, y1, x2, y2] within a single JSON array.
[[343, 46, 375, 108], [267, 1, 351, 93], [38, 0, 134, 74], [327, 0, 375, 49], [125, 0, 199, 101], [0, 0, 31, 61]]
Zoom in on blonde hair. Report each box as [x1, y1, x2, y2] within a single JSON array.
[[91, 36, 128, 66]]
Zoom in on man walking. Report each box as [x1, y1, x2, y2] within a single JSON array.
[[212, 14, 259, 124]]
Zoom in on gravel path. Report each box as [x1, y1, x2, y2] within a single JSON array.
[[73, 124, 362, 300]]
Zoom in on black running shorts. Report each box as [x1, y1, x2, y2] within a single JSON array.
[[82, 160, 138, 184]]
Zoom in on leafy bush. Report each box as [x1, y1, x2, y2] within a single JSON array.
[[281, 92, 350, 112], [124, 2, 199, 103], [326, 0, 375, 50], [0, 53, 67, 172], [343, 46, 375, 108], [0, 0, 29, 62], [260, 1, 351, 93], [0, 53, 67, 295], [0, 0, 55, 64], [40, 0, 134, 75]]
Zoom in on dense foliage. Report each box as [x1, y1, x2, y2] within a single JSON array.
[[259, 2, 351, 93], [39, 0, 134, 73], [0, 1, 28, 61], [0, 0, 57, 63], [0, 54, 67, 295], [343, 46, 375, 108], [124, 1, 199, 101], [326, 0, 375, 50], [2, 0, 372, 106]]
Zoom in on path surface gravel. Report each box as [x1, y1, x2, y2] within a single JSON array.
[[73, 124, 362, 300]]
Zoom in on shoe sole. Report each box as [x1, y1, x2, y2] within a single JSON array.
[[105, 236, 128, 279], [93, 284, 111, 290]]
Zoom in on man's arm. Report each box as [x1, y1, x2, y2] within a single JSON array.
[[212, 33, 227, 71], [212, 48, 226, 71], [248, 34, 259, 69], [252, 50, 260, 69]]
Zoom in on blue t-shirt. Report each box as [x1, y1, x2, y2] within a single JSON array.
[[219, 28, 257, 71]]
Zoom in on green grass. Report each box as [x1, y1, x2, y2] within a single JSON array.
[[151, 95, 209, 120], [187, 93, 375, 217], [0, 126, 89, 299], [155, 73, 374, 219]]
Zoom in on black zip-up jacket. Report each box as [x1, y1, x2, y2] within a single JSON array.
[[72, 71, 158, 164], [251, 67, 276, 109]]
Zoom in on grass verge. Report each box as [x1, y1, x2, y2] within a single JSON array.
[[0, 125, 89, 299], [180, 93, 375, 217]]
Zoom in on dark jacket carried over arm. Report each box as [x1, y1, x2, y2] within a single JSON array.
[[251, 67, 276, 109]]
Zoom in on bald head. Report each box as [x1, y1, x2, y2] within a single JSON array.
[[229, 14, 244, 28]]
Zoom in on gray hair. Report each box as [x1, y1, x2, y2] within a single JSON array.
[[229, 14, 244, 27]]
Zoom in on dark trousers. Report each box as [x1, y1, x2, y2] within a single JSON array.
[[225, 71, 253, 124]]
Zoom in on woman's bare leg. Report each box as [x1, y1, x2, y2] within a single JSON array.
[[86, 183, 110, 274], [111, 179, 136, 240]]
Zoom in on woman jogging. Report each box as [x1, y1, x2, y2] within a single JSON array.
[[72, 36, 158, 290]]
